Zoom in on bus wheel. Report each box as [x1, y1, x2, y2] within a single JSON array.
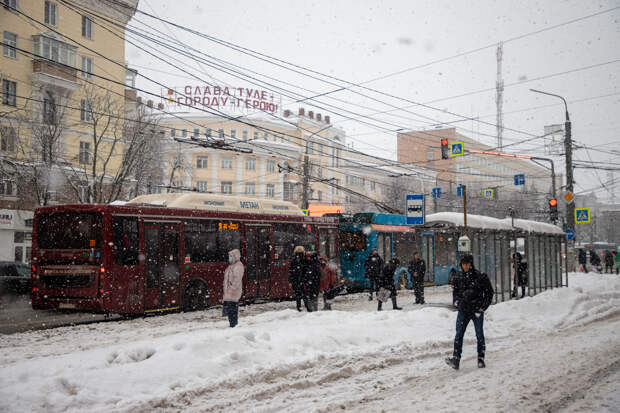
[[448, 269, 456, 285], [183, 281, 210, 311]]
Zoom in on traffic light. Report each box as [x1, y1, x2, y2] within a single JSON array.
[[548, 198, 558, 222], [441, 138, 449, 159]]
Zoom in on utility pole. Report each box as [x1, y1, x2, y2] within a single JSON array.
[[496, 42, 504, 150], [463, 184, 468, 234], [301, 124, 332, 210]]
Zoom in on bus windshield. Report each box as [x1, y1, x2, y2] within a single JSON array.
[[340, 231, 366, 251], [37, 212, 103, 249]]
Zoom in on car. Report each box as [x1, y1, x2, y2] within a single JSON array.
[[0, 261, 31, 295]]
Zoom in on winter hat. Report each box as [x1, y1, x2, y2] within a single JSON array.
[[293, 246, 305, 254], [460, 254, 474, 266]]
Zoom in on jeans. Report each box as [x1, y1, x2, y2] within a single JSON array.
[[453, 309, 485, 359], [222, 301, 238, 327]]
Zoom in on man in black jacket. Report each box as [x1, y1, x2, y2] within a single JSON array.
[[365, 248, 383, 301], [289, 246, 307, 311], [408, 252, 426, 304], [445, 254, 494, 370], [304, 252, 322, 312], [377, 258, 403, 311]]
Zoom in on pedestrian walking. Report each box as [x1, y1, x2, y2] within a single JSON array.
[[604, 250, 614, 274], [222, 249, 244, 328], [376, 258, 403, 311], [319, 255, 345, 310], [365, 247, 383, 300], [304, 252, 322, 312], [590, 250, 601, 273], [511, 252, 528, 299], [408, 252, 426, 304], [578, 249, 587, 273], [289, 246, 307, 311], [445, 254, 494, 370]]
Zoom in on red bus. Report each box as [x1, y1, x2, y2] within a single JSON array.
[[31, 193, 339, 315]]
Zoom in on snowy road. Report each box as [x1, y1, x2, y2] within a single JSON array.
[[0, 274, 618, 413]]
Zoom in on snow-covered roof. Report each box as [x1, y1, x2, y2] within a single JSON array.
[[426, 212, 565, 235]]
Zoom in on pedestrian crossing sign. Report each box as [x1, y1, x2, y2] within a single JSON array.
[[450, 142, 464, 157], [483, 188, 494, 199], [301, 209, 309, 216], [575, 207, 590, 223]]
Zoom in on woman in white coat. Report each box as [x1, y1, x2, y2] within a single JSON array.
[[222, 249, 244, 327]]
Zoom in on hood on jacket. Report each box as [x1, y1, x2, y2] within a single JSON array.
[[229, 249, 241, 263]]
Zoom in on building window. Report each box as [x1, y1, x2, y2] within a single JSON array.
[[205, 127, 212, 138], [218, 128, 224, 139], [81, 56, 92, 78], [242, 130, 248, 141], [221, 181, 232, 194], [44, 1, 57, 26], [181, 129, 187, 137], [0, 178, 15, 196], [2, 80, 16, 106], [253, 131, 259, 140], [317, 143, 323, 155], [370, 181, 376, 191], [79, 141, 91, 164], [125, 68, 136, 88], [193, 128, 199, 137], [3, 0, 18, 12], [170, 128, 176, 138], [230, 129, 236, 139], [3, 31, 17, 58], [43, 91, 56, 124], [33, 35, 77, 67], [263, 131, 269, 141], [308, 142, 314, 155], [80, 99, 92, 122], [427, 149, 434, 160], [245, 157, 256, 171], [196, 156, 208, 168], [82, 15, 93, 39], [1, 126, 16, 152], [317, 190, 322, 202], [283, 182, 296, 200], [266, 183, 274, 198], [196, 181, 208, 193], [245, 182, 255, 195], [266, 159, 275, 173], [221, 156, 232, 169]]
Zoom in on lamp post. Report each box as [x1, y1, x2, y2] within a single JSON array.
[[530, 89, 574, 231]]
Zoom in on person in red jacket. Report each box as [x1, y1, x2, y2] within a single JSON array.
[[320, 255, 345, 310]]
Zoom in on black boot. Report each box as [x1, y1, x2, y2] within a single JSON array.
[[377, 301, 382, 311], [392, 296, 402, 310], [478, 358, 486, 368], [445, 357, 460, 370]]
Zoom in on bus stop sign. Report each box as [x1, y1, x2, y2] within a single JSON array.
[[406, 194, 424, 225]]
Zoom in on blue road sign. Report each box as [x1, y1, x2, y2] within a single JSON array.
[[514, 174, 525, 186], [450, 142, 464, 157], [457, 185, 464, 197], [406, 194, 425, 225], [575, 208, 591, 223], [432, 187, 441, 198], [564, 229, 575, 240]]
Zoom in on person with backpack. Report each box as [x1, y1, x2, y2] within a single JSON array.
[[365, 247, 383, 301], [376, 258, 403, 311], [445, 254, 494, 370], [408, 252, 426, 304]]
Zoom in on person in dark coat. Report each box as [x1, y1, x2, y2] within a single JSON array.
[[445, 254, 494, 370], [604, 250, 614, 274], [376, 258, 403, 311], [578, 249, 587, 273], [589, 250, 601, 273], [408, 252, 426, 304], [304, 252, 322, 312], [289, 246, 307, 311], [511, 252, 528, 299], [364, 247, 383, 300]]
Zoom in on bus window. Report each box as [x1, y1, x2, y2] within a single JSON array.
[[113, 217, 139, 265], [37, 212, 102, 249], [394, 232, 419, 264], [274, 223, 315, 260], [184, 220, 240, 262], [340, 231, 366, 252]]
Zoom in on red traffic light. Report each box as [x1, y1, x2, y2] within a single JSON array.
[[440, 138, 449, 159], [441, 138, 448, 146], [549, 198, 558, 207]]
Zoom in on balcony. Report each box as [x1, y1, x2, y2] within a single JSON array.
[[33, 59, 78, 84]]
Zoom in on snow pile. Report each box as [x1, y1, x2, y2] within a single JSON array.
[[0, 273, 619, 412]]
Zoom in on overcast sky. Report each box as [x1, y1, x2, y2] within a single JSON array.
[[126, 0, 620, 200]]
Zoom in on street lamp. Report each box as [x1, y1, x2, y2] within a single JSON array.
[[529, 89, 574, 233]]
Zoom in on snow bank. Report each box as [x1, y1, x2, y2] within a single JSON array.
[[427, 212, 565, 234], [0, 273, 618, 412]]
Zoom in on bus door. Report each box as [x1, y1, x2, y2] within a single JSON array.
[[422, 233, 435, 283], [245, 225, 272, 300], [144, 222, 181, 311]]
